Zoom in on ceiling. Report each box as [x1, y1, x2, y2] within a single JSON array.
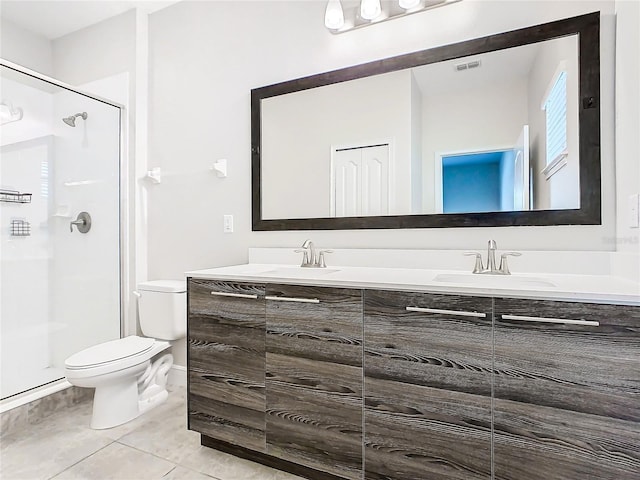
[[0, 0, 180, 40]]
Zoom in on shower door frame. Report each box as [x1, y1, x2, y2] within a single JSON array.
[[0, 59, 128, 399]]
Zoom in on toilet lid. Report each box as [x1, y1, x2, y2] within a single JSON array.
[[65, 336, 155, 369]]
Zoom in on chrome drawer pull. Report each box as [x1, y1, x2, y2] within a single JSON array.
[[266, 295, 320, 304], [406, 306, 486, 318], [210, 291, 259, 299], [501, 314, 599, 326]]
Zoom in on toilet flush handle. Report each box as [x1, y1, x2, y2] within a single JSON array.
[[133, 291, 141, 298]]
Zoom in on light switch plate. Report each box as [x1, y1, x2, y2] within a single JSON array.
[[629, 194, 639, 229], [223, 214, 233, 233]]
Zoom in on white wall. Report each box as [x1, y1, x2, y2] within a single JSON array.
[[422, 77, 528, 213], [0, 18, 52, 76], [615, 0, 640, 253], [262, 69, 412, 218], [146, 1, 621, 294]]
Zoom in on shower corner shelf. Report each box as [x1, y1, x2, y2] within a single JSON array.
[[0, 189, 32, 204]]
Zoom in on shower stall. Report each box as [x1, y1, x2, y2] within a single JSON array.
[[0, 61, 123, 402]]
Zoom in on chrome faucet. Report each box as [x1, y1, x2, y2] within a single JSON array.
[[486, 239, 498, 273], [465, 240, 521, 275], [295, 239, 332, 268]]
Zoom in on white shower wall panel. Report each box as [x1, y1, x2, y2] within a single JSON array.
[[0, 140, 53, 398], [49, 89, 121, 368]]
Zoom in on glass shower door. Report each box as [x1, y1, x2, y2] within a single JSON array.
[[0, 64, 122, 399]]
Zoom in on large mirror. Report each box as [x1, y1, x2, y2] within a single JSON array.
[[251, 12, 600, 230]]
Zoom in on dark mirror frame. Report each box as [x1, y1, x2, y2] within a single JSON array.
[[251, 12, 600, 231]]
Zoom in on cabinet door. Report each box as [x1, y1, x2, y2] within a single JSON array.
[[187, 279, 266, 452], [266, 284, 363, 479], [494, 298, 640, 480], [364, 290, 493, 480]]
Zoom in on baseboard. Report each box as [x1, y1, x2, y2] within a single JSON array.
[[168, 365, 187, 387], [200, 434, 344, 480]]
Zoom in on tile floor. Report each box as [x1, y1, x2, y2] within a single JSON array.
[[0, 387, 305, 480]]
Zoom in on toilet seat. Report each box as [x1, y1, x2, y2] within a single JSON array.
[[66, 336, 155, 369], [64, 336, 170, 380]]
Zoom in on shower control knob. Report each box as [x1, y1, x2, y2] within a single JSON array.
[[70, 211, 92, 233]]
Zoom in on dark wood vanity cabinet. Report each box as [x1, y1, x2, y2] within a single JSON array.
[[364, 290, 493, 480], [187, 277, 640, 480], [187, 279, 267, 452], [493, 298, 640, 480], [265, 284, 363, 479]]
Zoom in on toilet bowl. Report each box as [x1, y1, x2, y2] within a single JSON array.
[[64, 280, 186, 429]]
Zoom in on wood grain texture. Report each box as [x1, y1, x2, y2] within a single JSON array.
[[364, 290, 493, 479], [494, 298, 640, 480], [365, 377, 492, 480], [266, 284, 363, 479], [201, 435, 347, 480], [187, 279, 267, 452]]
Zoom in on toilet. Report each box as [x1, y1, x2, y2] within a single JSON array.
[[64, 280, 186, 429]]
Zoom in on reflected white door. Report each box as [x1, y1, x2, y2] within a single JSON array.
[[513, 125, 530, 210], [332, 144, 389, 217], [333, 149, 361, 217]]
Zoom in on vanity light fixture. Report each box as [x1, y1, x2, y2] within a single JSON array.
[[360, 0, 382, 20], [324, 0, 345, 30], [399, 0, 421, 9], [325, 0, 462, 34]]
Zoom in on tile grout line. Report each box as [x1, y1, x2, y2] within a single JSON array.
[[46, 439, 117, 480]]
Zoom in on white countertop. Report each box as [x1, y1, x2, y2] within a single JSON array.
[[186, 263, 640, 305]]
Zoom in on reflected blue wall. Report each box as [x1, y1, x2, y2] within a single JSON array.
[[442, 152, 508, 213], [500, 150, 516, 211]]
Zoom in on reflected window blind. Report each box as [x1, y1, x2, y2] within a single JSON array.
[[544, 71, 568, 165]]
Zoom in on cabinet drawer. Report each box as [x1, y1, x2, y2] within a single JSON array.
[[365, 289, 493, 396], [266, 284, 362, 366], [364, 290, 492, 480], [494, 298, 640, 480], [494, 298, 640, 419], [187, 278, 266, 452], [189, 278, 265, 315], [266, 284, 363, 480]]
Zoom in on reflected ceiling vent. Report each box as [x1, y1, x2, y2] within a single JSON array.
[[455, 60, 481, 71]]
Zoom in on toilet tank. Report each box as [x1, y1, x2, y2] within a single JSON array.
[[137, 280, 186, 340]]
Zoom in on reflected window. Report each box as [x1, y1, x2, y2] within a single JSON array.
[[544, 70, 568, 166]]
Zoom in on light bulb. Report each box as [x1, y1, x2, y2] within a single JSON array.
[[399, 0, 421, 9], [325, 0, 345, 30], [360, 0, 382, 20]]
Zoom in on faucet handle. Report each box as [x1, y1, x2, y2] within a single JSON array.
[[498, 252, 522, 275], [464, 252, 484, 274], [294, 249, 310, 267], [317, 250, 333, 268]]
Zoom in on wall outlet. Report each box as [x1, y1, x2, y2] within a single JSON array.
[[223, 214, 234, 233], [630, 194, 640, 229]]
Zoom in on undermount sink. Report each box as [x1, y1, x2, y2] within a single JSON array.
[[433, 273, 556, 288], [258, 267, 341, 277]]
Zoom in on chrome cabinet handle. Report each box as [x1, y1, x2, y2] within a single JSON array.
[[266, 296, 320, 304], [406, 306, 486, 318], [500, 314, 599, 326], [210, 291, 258, 299]]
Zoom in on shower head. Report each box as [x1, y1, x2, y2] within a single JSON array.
[[62, 112, 88, 127]]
